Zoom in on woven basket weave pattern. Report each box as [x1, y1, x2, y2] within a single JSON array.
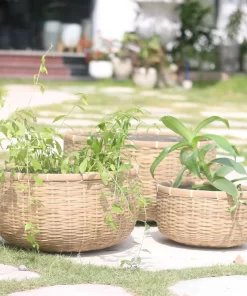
[[63, 132, 216, 221], [0, 173, 138, 252], [157, 184, 247, 247]]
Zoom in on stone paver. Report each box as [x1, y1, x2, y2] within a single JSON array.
[[203, 128, 247, 139], [0, 264, 39, 281], [70, 226, 247, 271], [169, 276, 247, 296], [202, 111, 247, 119], [8, 284, 132, 296], [159, 94, 186, 100], [0, 85, 77, 119], [100, 87, 135, 94]]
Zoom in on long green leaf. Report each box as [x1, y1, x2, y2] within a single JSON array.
[[192, 134, 236, 156], [53, 115, 66, 123], [211, 158, 247, 175], [193, 116, 229, 136], [160, 116, 193, 142], [150, 141, 189, 177], [212, 178, 238, 200], [79, 158, 88, 173], [198, 143, 217, 162], [214, 166, 233, 178], [184, 150, 201, 179], [173, 166, 187, 188]]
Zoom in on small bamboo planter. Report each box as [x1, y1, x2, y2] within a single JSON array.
[[63, 130, 216, 221], [157, 181, 247, 247], [0, 169, 138, 252]]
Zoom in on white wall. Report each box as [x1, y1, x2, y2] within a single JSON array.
[[217, 0, 247, 43], [92, 0, 137, 49]]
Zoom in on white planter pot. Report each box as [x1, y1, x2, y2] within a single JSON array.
[[89, 61, 113, 79], [182, 80, 193, 90], [61, 24, 82, 48], [112, 57, 132, 80], [132, 67, 157, 88], [43, 21, 61, 51]]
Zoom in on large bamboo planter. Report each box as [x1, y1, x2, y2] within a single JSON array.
[[63, 130, 216, 221], [157, 181, 247, 247], [0, 169, 138, 252]]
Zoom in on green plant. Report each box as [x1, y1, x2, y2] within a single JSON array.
[[122, 33, 166, 70], [86, 50, 110, 62], [150, 116, 247, 210], [172, 0, 214, 69]]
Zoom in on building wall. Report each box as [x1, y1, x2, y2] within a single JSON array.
[[92, 0, 137, 47]]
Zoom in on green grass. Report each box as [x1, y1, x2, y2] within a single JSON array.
[[187, 76, 247, 103], [1, 243, 247, 296]]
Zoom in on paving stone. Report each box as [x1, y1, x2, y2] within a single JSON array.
[[0, 264, 39, 281], [159, 94, 186, 100], [202, 111, 247, 119], [172, 102, 198, 108], [70, 227, 247, 271], [37, 117, 97, 126], [101, 87, 135, 94], [169, 276, 247, 296], [8, 284, 132, 296], [140, 90, 161, 97]]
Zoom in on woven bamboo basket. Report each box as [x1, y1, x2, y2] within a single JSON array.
[[157, 181, 247, 247], [0, 169, 138, 252], [63, 130, 216, 221]]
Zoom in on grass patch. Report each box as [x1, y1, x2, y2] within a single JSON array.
[[187, 76, 247, 103], [1, 243, 247, 296]]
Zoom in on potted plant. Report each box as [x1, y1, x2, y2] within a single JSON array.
[[42, 1, 65, 51], [111, 37, 133, 81], [0, 56, 139, 253], [126, 34, 166, 88], [151, 115, 247, 247], [112, 51, 133, 81], [64, 127, 216, 222], [87, 50, 113, 79]]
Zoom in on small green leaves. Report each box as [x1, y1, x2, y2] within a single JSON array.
[[119, 164, 132, 171], [111, 204, 123, 213], [105, 214, 118, 230], [145, 223, 150, 231], [16, 184, 28, 191], [53, 115, 66, 123], [33, 176, 43, 185], [79, 158, 88, 173], [31, 159, 42, 171], [25, 222, 33, 231]]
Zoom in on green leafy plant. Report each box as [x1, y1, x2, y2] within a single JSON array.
[[172, 0, 214, 69], [122, 33, 166, 69], [150, 116, 247, 209]]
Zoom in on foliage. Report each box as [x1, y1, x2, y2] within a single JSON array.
[[150, 115, 247, 209], [227, 8, 244, 41], [0, 52, 149, 255], [122, 33, 166, 70], [86, 50, 110, 62], [172, 0, 214, 67]]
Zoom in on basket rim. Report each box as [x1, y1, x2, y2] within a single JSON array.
[[157, 181, 247, 198], [4, 166, 138, 182], [63, 129, 213, 149]]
